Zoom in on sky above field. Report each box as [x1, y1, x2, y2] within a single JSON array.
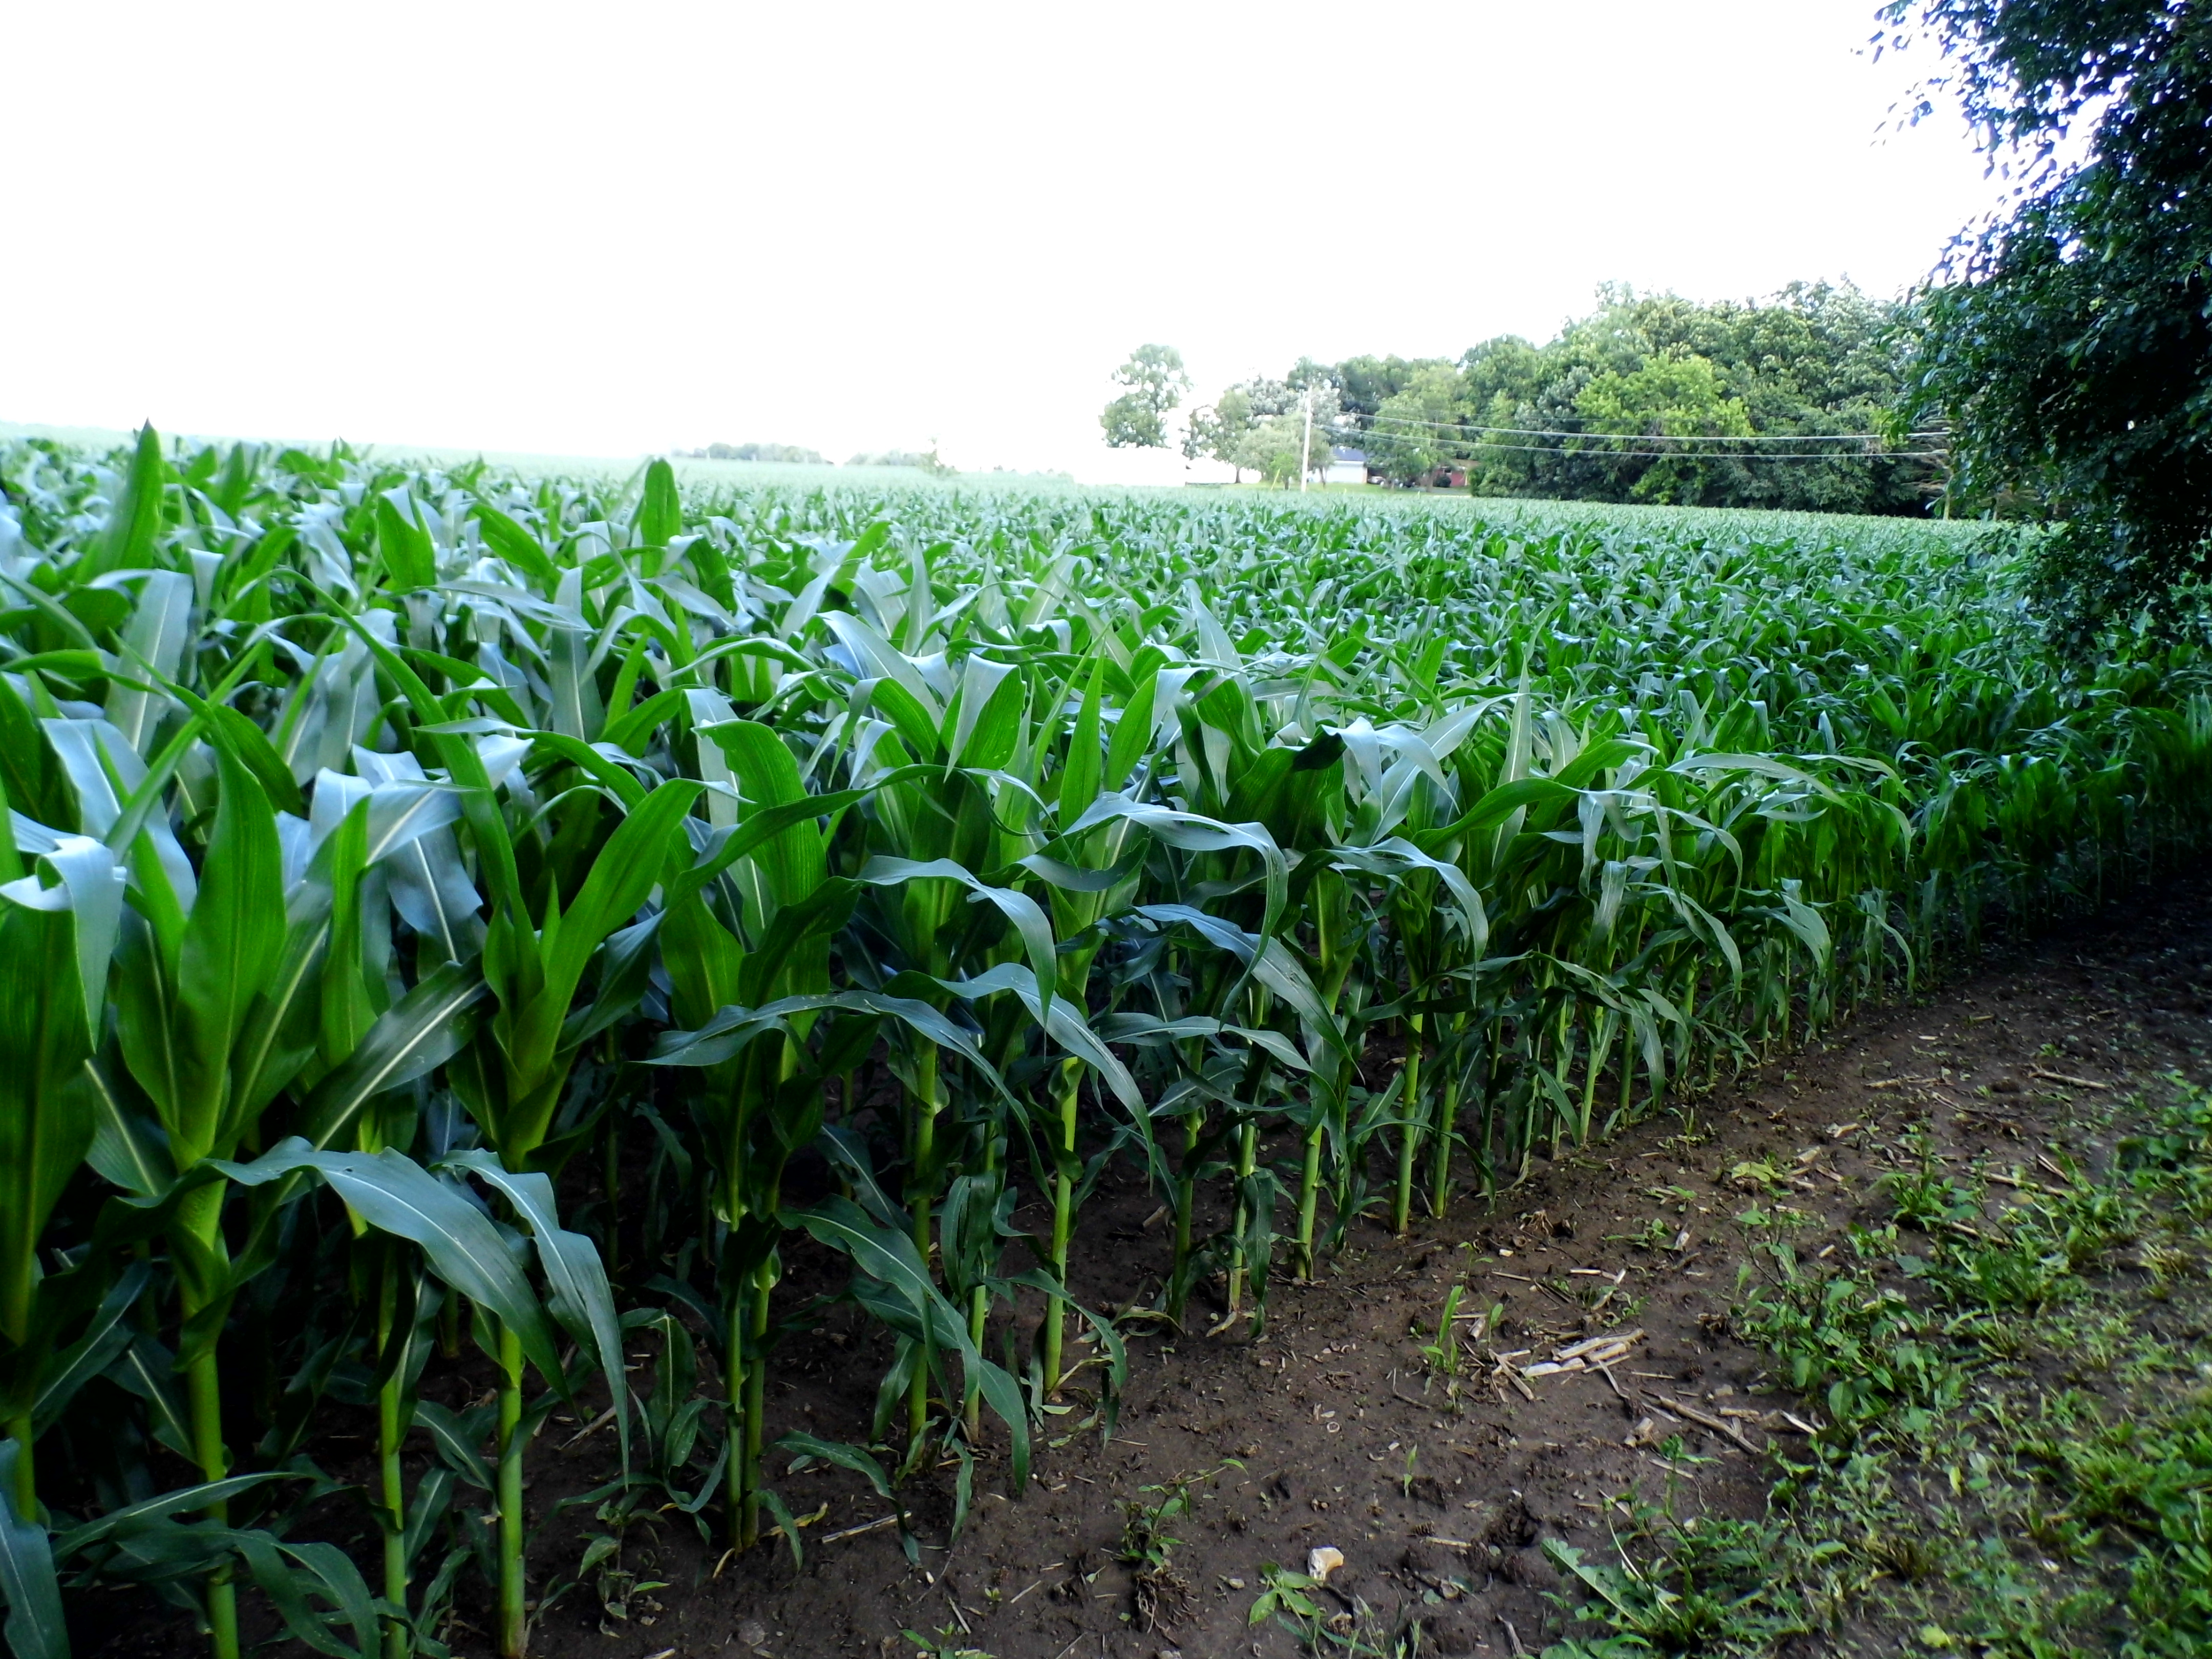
[[5, 1, 2007, 483]]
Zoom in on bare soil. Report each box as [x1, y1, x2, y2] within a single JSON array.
[[92, 868, 2212, 1659]]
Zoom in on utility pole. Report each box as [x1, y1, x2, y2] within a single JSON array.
[[1299, 386, 1314, 493]]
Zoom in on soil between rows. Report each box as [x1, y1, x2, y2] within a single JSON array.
[[94, 868, 2212, 1659]]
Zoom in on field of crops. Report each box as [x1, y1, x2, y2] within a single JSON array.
[[0, 430, 2205, 1659]]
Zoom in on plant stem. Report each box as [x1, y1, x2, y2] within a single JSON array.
[[376, 1261, 409, 1659], [1429, 1014, 1464, 1219], [176, 1182, 239, 1659], [1295, 1108, 1325, 1278], [495, 1319, 527, 1659], [741, 1253, 771, 1548], [1041, 1059, 1078, 1397], [1168, 1109, 1200, 1319], [907, 1044, 940, 1451], [1393, 1013, 1424, 1235], [1226, 1117, 1258, 1314], [724, 1288, 745, 1551], [5, 1413, 32, 1518]]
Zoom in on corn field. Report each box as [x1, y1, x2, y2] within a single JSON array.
[[0, 429, 2205, 1659]]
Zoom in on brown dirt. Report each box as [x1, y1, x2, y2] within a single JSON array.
[[93, 868, 2212, 1659]]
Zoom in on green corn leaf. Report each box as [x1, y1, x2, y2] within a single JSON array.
[[945, 654, 1020, 770], [103, 1332, 195, 1460], [540, 779, 703, 1008], [102, 570, 192, 759], [31, 1261, 151, 1434], [790, 1197, 1029, 1490], [634, 458, 682, 548], [375, 491, 437, 591], [51, 1472, 307, 1557], [650, 990, 1010, 1100], [172, 746, 284, 1162], [0, 875, 98, 1349], [857, 857, 1056, 1034], [232, 1532, 378, 1659], [216, 1141, 567, 1391], [80, 424, 168, 581], [297, 961, 486, 1150], [437, 1152, 627, 1470], [934, 964, 1142, 1112], [1057, 658, 1105, 833], [410, 1400, 494, 1490], [702, 721, 826, 907], [469, 502, 559, 588], [0, 1441, 66, 1659]]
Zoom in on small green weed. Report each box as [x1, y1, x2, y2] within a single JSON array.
[[902, 1625, 992, 1659], [1120, 1459, 1240, 1630], [1248, 1563, 1425, 1655], [1542, 1499, 1806, 1655], [1880, 1136, 1980, 1230]]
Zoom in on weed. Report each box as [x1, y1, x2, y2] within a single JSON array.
[[902, 1625, 992, 1658], [1543, 1499, 1806, 1654], [1120, 1459, 1240, 1630], [1417, 1284, 1466, 1378], [1881, 1136, 1980, 1230], [1247, 1565, 1424, 1656], [1608, 1217, 1679, 1251]]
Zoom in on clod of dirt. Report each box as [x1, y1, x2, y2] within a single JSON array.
[[1400, 1539, 1462, 1578], [1482, 1493, 1541, 1549], [1502, 1547, 1560, 1590], [1133, 1564, 1190, 1634]]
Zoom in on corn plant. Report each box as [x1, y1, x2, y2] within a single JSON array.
[[0, 428, 2208, 1659]]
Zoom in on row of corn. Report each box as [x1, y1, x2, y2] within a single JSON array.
[[0, 431, 2203, 1659]]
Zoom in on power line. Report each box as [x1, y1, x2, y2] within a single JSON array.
[[1345, 409, 1944, 445], [1343, 440, 1949, 462]]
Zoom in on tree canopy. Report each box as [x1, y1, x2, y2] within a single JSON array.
[[1883, 0, 2212, 650], [1100, 343, 1192, 449], [1172, 283, 1941, 508]]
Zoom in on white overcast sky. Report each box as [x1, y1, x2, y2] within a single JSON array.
[[3, 1, 2002, 482]]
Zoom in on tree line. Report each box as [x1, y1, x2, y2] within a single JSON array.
[[1107, 282, 1947, 514], [676, 442, 956, 475]]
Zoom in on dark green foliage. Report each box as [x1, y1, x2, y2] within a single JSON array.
[[1885, 1, 2212, 650], [1239, 285, 1940, 512]]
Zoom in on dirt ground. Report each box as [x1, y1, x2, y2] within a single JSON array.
[[489, 866, 2200, 1659], [86, 866, 2212, 1659]]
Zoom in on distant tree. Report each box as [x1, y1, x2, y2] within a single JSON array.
[[1575, 348, 1754, 503], [1882, 0, 2212, 651], [1229, 415, 1310, 486], [1184, 386, 1256, 479], [1331, 354, 1453, 424], [693, 441, 826, 464], [1366, 364, 1466, 485], [845, 450, 933, 469], [1100, 344, 1192, 449]]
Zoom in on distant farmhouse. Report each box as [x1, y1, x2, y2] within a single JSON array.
[[1326, 446, 1467, 489]]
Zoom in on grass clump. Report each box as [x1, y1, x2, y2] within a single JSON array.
[[1544, 1080, 2212, 1657]]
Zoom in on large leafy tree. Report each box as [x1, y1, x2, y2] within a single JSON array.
[[1100, 343, 1192, 449], [1366, 364, 1468, 485], [1576, 348, 1756, 504], [1885, 1, 2212, 650]]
